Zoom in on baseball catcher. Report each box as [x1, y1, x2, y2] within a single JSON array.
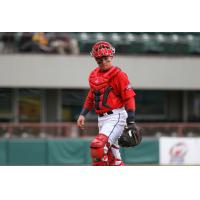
[[77, 41, 142, 166]]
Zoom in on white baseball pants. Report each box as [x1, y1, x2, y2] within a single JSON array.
[[98, 107, 127, 160]]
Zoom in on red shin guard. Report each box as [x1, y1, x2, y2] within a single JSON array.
[[90, 134, 109, 166]]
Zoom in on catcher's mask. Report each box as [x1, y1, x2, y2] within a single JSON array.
[[90, 41, 115, 58]]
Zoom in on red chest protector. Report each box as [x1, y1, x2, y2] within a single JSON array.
[[89, 66, 121, 113]]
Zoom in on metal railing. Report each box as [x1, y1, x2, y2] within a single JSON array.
[[0, 122, 200, 138]]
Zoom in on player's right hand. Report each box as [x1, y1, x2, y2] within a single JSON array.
[[77, 115, 85, 130]]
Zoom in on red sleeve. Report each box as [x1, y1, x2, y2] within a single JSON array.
[[115, 71, 136, 110], [83, 89, 94, 111], [124, 96, 136, 111]]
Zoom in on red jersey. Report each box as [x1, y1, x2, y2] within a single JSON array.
[[83, 66, 136, 114]]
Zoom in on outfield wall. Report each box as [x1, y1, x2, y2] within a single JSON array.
[[0, 138, 159, 165], [1, 137, 199, 165]]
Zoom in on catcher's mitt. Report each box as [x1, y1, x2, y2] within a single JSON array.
[[118, 123, 143, 147]]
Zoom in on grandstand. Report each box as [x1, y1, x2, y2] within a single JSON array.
[[72, 32, 200, 55], [1, 32, 200, 55]]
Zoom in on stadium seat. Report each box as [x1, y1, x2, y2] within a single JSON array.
[[140, 33, 163, 54], [187, 34, 200, 54], [144, 33, 165, 53], [124, 33, 137, 43], [76, 33, 94, 53], [117, 33, 137, 54], [128, 33, 150, 54], [162, 33, 191, 54], [94, 33, 105, 41]]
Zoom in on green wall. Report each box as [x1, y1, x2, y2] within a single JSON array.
[[0, 138, 159, 165], [0, 140, 8, 165], [121, 138, 159, 164]]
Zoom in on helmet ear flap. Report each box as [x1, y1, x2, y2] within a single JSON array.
[[112, 46, 115, 54]]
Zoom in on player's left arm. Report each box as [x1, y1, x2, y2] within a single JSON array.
[[115, 71, 136, 124], [116, 71, 143, 147]]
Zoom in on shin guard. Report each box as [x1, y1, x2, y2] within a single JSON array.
[[90, 133, 110, 166]]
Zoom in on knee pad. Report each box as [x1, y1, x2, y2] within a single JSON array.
[[90, 133, 109, 165]]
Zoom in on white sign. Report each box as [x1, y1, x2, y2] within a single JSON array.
[[159, 137, 200, 165]]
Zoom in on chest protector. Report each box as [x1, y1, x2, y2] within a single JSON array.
[[89, 66, 121, 113]]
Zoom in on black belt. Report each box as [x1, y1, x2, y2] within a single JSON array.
[[99, 111, 113, 117]]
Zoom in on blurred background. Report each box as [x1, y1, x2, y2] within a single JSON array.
[[0, 32, 200, 165]]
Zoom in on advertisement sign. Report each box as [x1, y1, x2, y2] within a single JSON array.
[[159, 137, 200, 165]]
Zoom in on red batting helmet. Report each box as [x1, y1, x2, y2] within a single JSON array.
[[90, 41, 115, 58]]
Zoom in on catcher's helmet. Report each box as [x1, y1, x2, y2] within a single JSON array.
[[90, 41, 115, 58]]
